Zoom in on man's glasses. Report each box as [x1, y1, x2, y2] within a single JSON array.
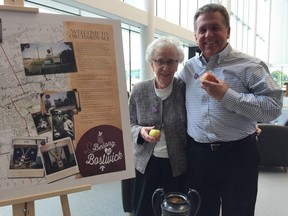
[[153, 59, 179, 67]]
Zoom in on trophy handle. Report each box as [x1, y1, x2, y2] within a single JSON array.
[[151, 188, 165, 216], [187, 188, 201, 216]]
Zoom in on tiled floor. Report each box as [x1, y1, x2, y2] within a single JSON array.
[[256, 167, 288, 216]]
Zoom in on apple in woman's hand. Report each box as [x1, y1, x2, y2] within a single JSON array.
[[201, 72, 218, 83], [149, 129, 161, 139]]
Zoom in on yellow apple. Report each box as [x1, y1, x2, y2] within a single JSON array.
[[149, 129, 161, 139]]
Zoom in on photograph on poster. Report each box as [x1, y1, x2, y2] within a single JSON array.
[[40, 137, 79, 183], [8, 137, 47, 178], [31, 112, 52, 135], [51, 110, 75, 141], [21, 42, 77, 76], [40, 90, 80, 113]]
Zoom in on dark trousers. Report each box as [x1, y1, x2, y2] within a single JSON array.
[[132, 155, 186, 216], [187, 134, 259, 216]]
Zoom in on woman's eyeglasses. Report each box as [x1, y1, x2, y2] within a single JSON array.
[[153, 59, 179, 67]]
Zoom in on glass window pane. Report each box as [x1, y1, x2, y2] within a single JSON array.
[[230, 0, 238, 17], [180, 0, 188, 28], [229, 14, 237, 48], [198, 0, 208, 8], [247, 1, 256, 56], [80, 10, 106, 18], [238, 0, 244, 21], [156, 0, 166, 19], [25, 0, 80, 15], [247, 28, 254, 56], [166, 0, 180, 25], [242, 25, 248, 54], [123, 0, 145, 10], [122, 26, 141, 92], [236, 20, 243, 50], [122, 29, 131, 92], [243, 0, 249, 25], [130, 31, 141, 90], [187, 1, 198, 31], [269, 66, 287, 90], [255, 0, 269, 61]]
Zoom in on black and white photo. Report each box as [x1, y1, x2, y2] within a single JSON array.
[[39, 137, 79, 183]]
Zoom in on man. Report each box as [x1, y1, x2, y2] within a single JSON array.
[[177, 3, 283, 216]]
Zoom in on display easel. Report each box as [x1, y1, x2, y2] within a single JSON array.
[[0, 184, 91, 216], [0, 2, 91, 216]]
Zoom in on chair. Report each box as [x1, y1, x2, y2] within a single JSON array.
[[257, 123, 288, 172]]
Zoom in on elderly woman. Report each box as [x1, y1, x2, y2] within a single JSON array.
[[129, 36, 187, 216]]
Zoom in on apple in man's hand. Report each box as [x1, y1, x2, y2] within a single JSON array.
[[149, 129, 161, 139], [201, 72, 218, 83]]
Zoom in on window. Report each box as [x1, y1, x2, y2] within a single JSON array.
[[20, 0, 288, 90], [122, 24, 141, 92]]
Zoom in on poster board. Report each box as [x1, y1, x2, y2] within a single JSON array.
[[0, 10, 134, 202]]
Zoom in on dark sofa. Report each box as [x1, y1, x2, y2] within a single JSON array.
[[257, 123, 288, 171]]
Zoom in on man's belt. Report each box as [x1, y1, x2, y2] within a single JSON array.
[[191, 133, 256, 152]]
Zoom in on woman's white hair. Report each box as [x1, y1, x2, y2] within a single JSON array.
[[145, 36, 184, 63]]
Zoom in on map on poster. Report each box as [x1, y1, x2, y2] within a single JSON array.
[[0, 10, 134, 200]]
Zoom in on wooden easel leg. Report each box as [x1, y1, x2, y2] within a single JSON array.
[[13, 201, 35, 216], [60, 194, 71, 216], [5, 185, 90, 216]]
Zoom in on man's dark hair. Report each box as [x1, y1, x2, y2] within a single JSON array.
[[194, 3, 230, 32]]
